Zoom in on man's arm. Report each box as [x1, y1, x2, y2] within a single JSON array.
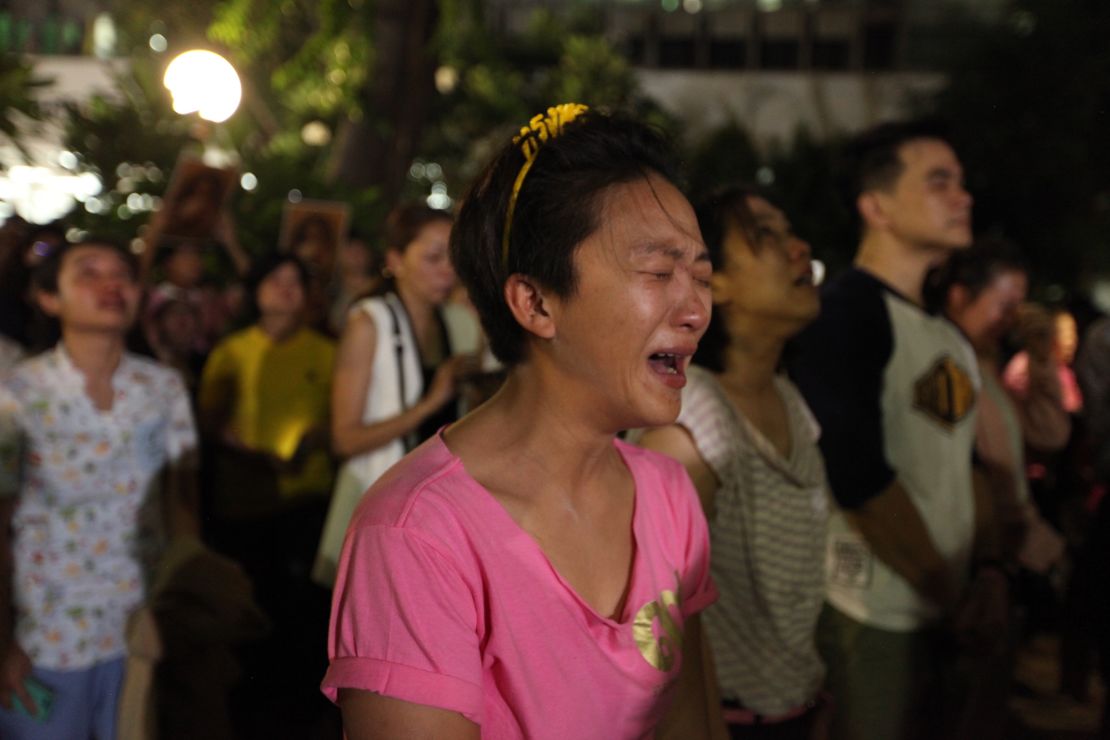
[[843, 480, 960, 612], [339, 689, 479, 740]]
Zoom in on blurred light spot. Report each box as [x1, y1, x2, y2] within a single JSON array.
[[163, 50, 242, 123], [426, 163, 443, 180], [58, 151, 78, 170], [288, 189, 303, 203], [78, 172, 102, 197], [683, 0, 703, 12], [756, 166, 775, 185], [811, 259, 826, 287], [149, 33, 168, 53], [240, 172, 258, 191], [661, 0, 679, 11], [301, 121, 331, 146], [427, 192, 452, 210], [435, 66, 459, 94], [409, 162, 427, 180]]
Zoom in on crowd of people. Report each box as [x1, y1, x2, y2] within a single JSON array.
[[0, 106, 1106, 740]]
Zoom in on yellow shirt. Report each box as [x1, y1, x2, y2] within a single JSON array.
[[200, 325, 335, 501]]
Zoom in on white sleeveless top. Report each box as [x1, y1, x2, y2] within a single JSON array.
[[312, 294, 479, 585]]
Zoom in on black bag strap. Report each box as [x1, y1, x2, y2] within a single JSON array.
[[383, 294, 417, 452]]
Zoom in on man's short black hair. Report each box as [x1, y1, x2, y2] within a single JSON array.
[[849, 118, 954, 197], [31, 237, 138, 296], [450, 108, 680, 366]]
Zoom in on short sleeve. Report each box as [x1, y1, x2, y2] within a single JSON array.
[[197, 341, 236, 423], [322, 523, 484, 723], [164, 371, 198, 463], [675, 369, 734, 483], [0, 381, 22, 497], [785, 270, 896, 509], [666, 460, 717, 618]]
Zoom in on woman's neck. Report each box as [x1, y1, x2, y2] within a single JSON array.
[[62, 330, 125, 383], [718, 316, 786, 397], [445, 366, 622, 500], [258, 313, 301, 342]]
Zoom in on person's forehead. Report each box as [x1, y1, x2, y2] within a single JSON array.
[[749, 196, 786, 222], [602, 175, 698, 237], [64, 245, 132, 269], [897, 138, 961, 173]]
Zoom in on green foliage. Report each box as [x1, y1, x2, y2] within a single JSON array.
[[0, 52, 51, 162], [416, 1, 669, 200], [46, 1, 648, 267]]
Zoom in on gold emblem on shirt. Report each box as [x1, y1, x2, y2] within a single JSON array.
[[913, 356, 976, 429], [633, 574, 684, 671]]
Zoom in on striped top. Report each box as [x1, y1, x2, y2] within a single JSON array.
[[677, 366, 830, 716]]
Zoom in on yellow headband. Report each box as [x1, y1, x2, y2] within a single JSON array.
[[501, 103, 590, 269]]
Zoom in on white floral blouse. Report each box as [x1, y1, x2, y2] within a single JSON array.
[[0, 344, 197, 670]]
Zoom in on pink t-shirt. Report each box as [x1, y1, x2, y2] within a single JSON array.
[[322, 434, 716, 739]]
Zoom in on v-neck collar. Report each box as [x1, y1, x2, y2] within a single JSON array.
[[434, 432, 644, 628], [53, 342, 128, 417]]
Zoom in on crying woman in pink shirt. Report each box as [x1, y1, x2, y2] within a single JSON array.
[[322, 105, 719, 739]]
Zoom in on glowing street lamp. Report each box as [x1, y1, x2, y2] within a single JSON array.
[[163, 50, 242, 124]]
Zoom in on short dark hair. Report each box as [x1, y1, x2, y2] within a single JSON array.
[[243, 251, 311, 320], [32, 237, 138, 296], [924, 236, 1027, 314], [850, 118, 954, 197], [692, 185, 775, 372], [451, 108, 680, 366]]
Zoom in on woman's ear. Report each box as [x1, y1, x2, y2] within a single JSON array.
[[34, 288, 61, 318], [384, 248, 403, 278], [503, 274, 556, 341], [946, 284, 970, 316]]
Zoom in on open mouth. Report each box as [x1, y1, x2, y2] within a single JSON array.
[[649, 352, 683, 375], [647, 351, 694, 390]]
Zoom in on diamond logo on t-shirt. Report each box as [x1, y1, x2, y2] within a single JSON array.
[[912, 356, 976, 429]]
